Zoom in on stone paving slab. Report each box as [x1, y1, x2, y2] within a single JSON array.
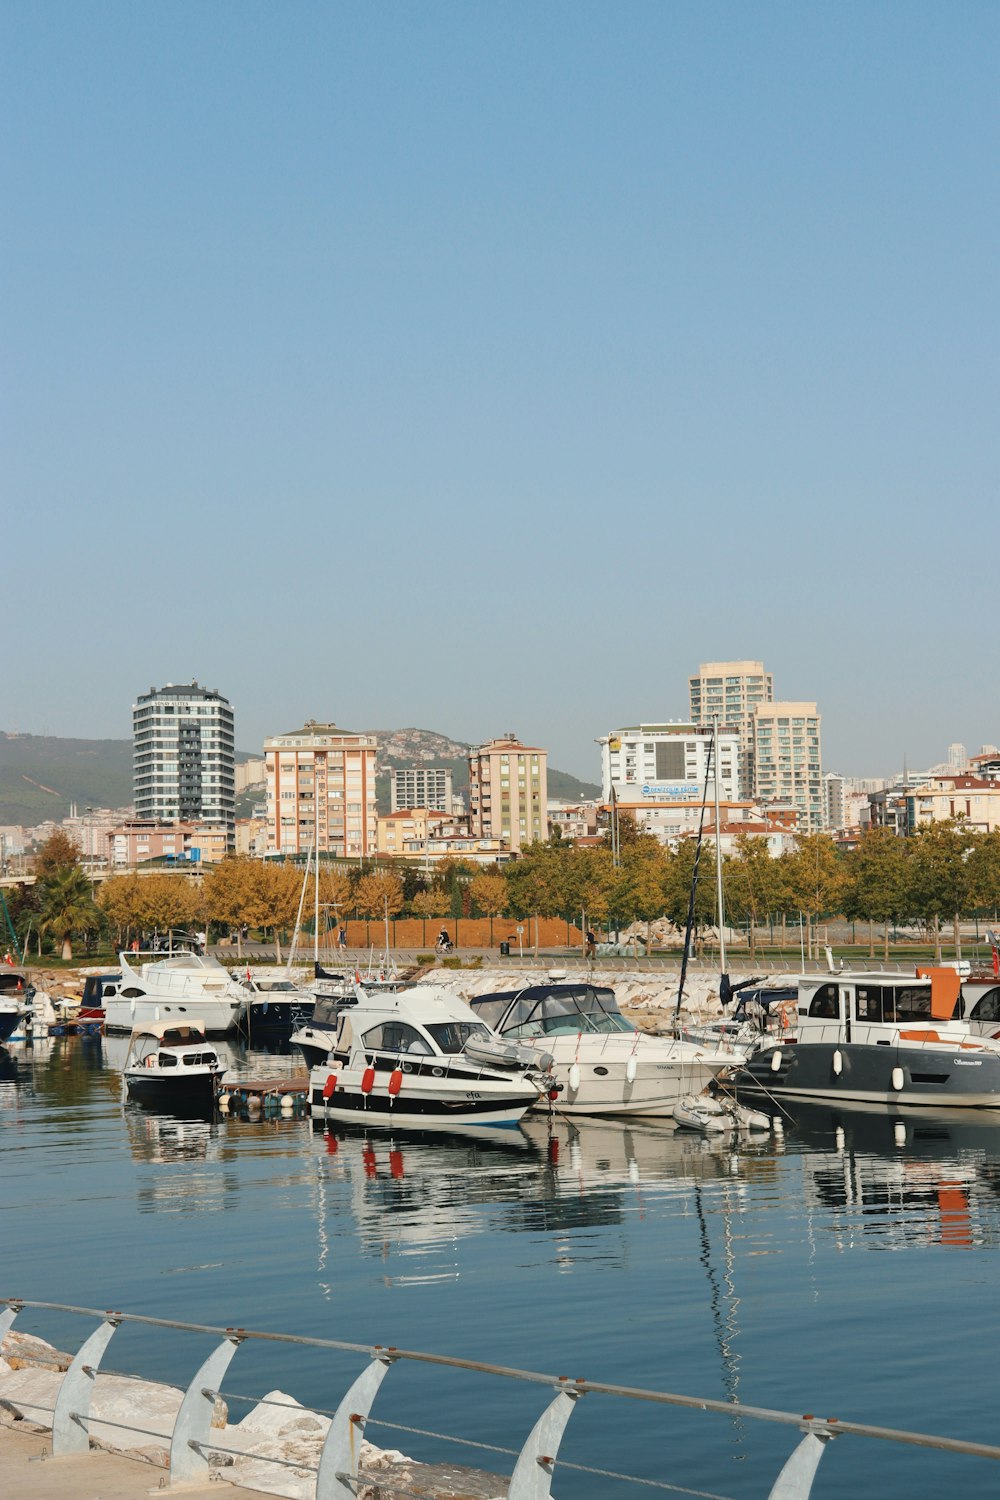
[[0, 1421, 278, 1499]]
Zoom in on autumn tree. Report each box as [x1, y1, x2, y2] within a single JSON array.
[[469, 872, 508, 917], [354, 871, 405, 920], [724, 833, 783, 959], [785, 834, 846, 960], [34, 830, 81, 878], [841, 828, 911, 958], [904, 821, 974, 962]]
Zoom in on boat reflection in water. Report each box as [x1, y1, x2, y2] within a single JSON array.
[[786, 1101, 1000, 1250], [307, 1113, 766, 1287]]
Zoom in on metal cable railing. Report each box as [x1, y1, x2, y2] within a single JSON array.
[[4, 1297, 1000, 1500]]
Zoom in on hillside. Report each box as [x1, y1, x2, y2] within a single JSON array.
[[0, 728, 600, 827]]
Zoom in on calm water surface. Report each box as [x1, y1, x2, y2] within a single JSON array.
[[3, 1034, 1000, 1498]]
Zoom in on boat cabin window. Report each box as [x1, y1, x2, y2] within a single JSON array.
[[425, 1021, 491, 1053], [854, 984, 932, 1023], [807, 984, 839, 1019], [968, 986, 1000, 1023], [159, 1052, 179, 1067], [361, 1022, 433, 1056]]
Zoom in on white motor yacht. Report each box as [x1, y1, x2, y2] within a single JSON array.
[[309, 980, 555, 1130], [468, 982, 745, 1117], [106, 952, 248, 1034], [739, 968, 1000, 1107]]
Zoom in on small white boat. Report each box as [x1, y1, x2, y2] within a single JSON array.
[[122, 1020, 223, 1113], [310, 980, 555, 1130], [673, 1092, 771, 1134], [673, 1094, 733, 1133]]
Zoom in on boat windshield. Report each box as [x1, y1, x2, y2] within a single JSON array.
[[256, 980, 297, 993], [501, 989, 632, 1038], [424, 1021, 491, 1053]]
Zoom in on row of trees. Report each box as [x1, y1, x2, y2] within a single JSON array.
[[8, 820, 1000, 962]]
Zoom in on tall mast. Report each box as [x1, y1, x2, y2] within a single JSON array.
[[713, 714, 727, 974]]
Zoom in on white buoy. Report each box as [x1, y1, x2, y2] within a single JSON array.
[[835, 1125, 846, 1151], [891, 1067, 904, 1091], [280, 1095, 294, 1114], [770, 1050, 782, 1072], [568, 1063, 581, 1092], [832, 1049, 843, 1076], [894, 1122, 906, 1147], [625, 1056, 638, 1084], [218, 1093, 230, 1111]]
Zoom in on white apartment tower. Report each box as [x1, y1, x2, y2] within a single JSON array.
[[752, 702, 823, 832], [265, 721, 378, 857], [598, 722, 741, 845], [390, 767, 454, 813], [688, 661, 773, 796], [133, 682, 235, 841]]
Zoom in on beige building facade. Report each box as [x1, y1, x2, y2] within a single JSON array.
[[905, 776, 1000, 833], [752, 701, 823, 832], [265, 722, 378, 857], [689, 660, 773, 797], [468, 734, 548, 852]]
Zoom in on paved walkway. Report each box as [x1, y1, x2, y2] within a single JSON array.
[[0, 1422, 279, 1499]]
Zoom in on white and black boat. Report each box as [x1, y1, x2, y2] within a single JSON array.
[[309, 980, 555, 1130], [738, 968, 1000, 1108], [292, 991, 358, 1069], [468, 982, 745, 1117], [106, 952, 248, 1034], [238, 970, 314, 1038], [0, 968, 33, 1044], [122, 1020, 223, 1112]]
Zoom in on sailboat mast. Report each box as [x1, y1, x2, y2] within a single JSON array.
[[713, 714, 727, 973]]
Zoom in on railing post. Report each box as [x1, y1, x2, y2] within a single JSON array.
[[0, 1300, 22, 1346], [52, 1313, 122, 1454], [168, 1330, 244, 1485], [508, 1380, 584, 1500], [315, 1348, 396, 1500], [767, 1424, 836, 1499]]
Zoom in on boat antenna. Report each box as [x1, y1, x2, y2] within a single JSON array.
[[675, 730, 715, 1016]]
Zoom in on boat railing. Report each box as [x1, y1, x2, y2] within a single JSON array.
[[3, 1297, 999, 1500]]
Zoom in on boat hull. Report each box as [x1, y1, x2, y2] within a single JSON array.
[[0, 1006, 21, 1044], [125, 1071, 219, 1112], [309, 1065, 539, 1130], [740, 1040, 1000, 1108], [105, 996, 243, 1035], [537, 1040, 739, 1117]]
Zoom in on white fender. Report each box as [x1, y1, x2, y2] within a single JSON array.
[[625, 1056, 637, 1084], [568, 1062, 581, 1092], [770, 1050, 782, 1072], [894, 1122, 906, 1147], [832, 1049, 843, 1076], [891, 1066, 904, 1091]]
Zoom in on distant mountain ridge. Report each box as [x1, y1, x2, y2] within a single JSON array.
[[0, 728, 600, 826]]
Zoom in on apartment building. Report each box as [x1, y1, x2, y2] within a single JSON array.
[[389, 766, 454, 813], [133, 682, 235, 842], [467, 734, 547, 852], [598, 722, 742, 846], [752, 702, 823, 832], [264, 721, 378, 857], [905, 775, 1000, 834], [689, 660, 773, 797], [107, 820, 229, 866]]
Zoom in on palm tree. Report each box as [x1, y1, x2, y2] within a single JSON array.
[[39, 866, 101, 960]]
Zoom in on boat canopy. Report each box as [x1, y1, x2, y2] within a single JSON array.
[[127, 1020, 208, 1044], [470, 984, 631, 1037]]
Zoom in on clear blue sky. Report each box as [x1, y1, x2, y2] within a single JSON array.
[[3, 2, 997, 781]]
